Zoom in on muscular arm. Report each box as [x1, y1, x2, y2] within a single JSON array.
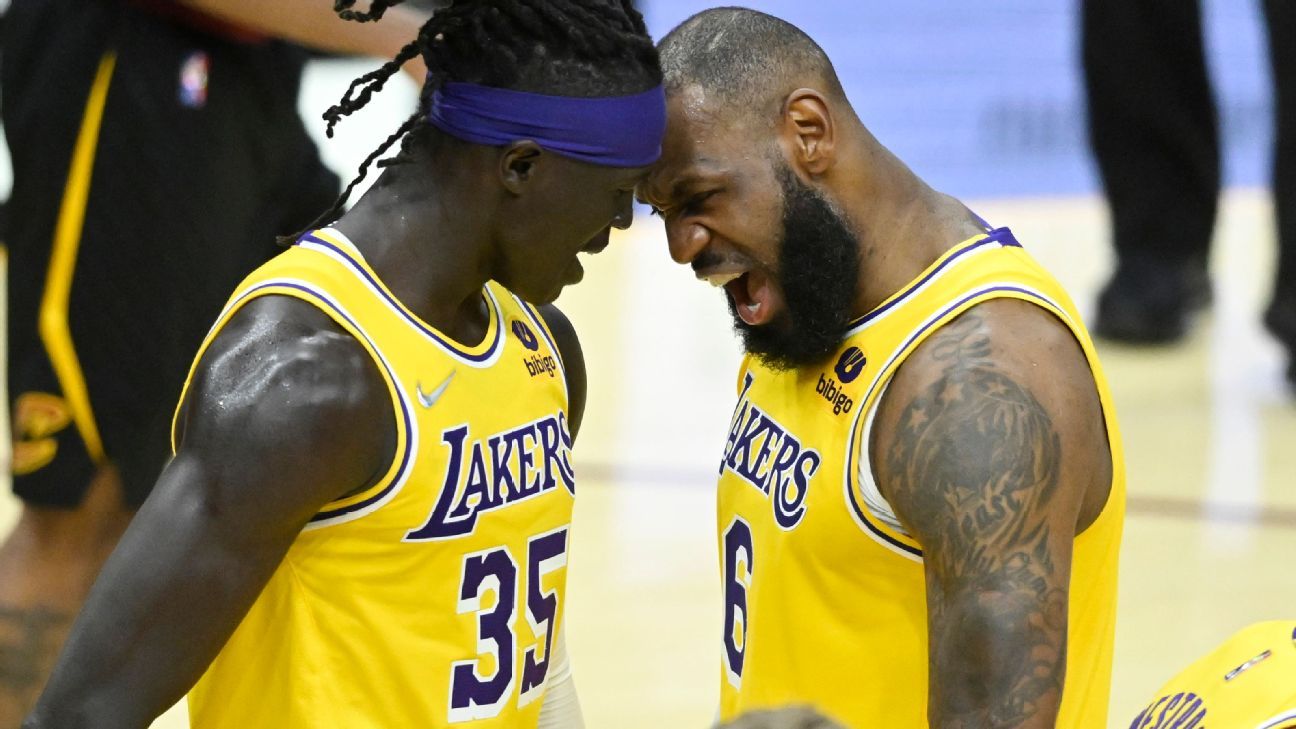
[[872, 300, 1111, 728], [178, 0, 430, 81], [22, 297, 395, 729]]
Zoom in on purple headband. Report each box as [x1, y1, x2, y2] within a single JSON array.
[[428, 82, 666, 168]]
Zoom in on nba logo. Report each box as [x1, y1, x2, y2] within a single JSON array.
[[511, 320, 540, 351], [834, 347, 867, 383], [179, 52, 210, 109]]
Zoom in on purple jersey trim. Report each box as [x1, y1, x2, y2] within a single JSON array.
[[848, 227, 1022, 330]]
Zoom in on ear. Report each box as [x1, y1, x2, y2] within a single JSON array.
[[780, 89, 836, 177], [499, 140, 544, 195]]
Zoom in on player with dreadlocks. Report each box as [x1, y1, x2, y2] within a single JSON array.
[[24, 1, 663, 727]]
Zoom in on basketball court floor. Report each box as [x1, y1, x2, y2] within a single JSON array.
[[0, 49, 1293, 726]]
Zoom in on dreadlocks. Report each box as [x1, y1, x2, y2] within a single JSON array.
[[299, 0, 661, 236]]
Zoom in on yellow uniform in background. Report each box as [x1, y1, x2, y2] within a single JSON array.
[[175, 228, 576, 728], [1130, 621, 1296, 729], [715, 228, 1125, 727]]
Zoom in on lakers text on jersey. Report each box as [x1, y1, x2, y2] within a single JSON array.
[[715, 227, 1126, 728]]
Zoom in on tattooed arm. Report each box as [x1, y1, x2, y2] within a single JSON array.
[[872, 299, 1111, 728]]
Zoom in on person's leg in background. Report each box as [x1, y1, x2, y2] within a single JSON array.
[[1084, 0, 1218, 343], [0, 5, 336, 725], [0, 2, 133, 724], [1262, 0, 1296, 386]]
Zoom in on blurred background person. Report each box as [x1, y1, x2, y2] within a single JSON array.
[[1083, 0, 1296, 387], [0, 0, 429, 723]]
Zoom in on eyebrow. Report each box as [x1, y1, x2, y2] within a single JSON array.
[[638, 172, 707, 207]]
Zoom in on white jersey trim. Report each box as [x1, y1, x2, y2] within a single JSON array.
[[1256, 709, 1296, 729], [855, 378, 910, 538], [843, 280, 1074, 561]]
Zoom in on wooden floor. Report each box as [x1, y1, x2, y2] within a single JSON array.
[[1, 189, 1293, 728]]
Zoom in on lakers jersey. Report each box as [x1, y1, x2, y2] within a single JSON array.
[[715, 227, 1125, 727], [174, 228, 577, 727], [1130, 621, 1296, 729]]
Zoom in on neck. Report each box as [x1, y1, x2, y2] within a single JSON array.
[[332, 157, 498, 345], [831, 126, 987, 318]]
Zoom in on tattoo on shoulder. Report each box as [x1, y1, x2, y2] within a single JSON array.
[[885, 312, 1067, 726]]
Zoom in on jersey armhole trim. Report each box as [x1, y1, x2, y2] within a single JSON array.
[[517, 297, 570, 410], [844, 374, 924, 560], [168, 278, 415, 529], [843, 281, 1094, 561], [282, 281, 416, 528], [1256, 709, 1296, 729], [854, 378, 913, 538]]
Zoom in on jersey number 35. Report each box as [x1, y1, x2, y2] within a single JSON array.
[[449, 525, 569, 722]]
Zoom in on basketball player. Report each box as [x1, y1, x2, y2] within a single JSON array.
[[0, 0, 431, 722], [640, 9, 1124, 727], [21, 1, 663, 727], [1129, 621, 1296, 729]]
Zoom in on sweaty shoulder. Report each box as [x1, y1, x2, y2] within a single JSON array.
[[176, 295, 397, 508], [870, 297, 1112, 535]]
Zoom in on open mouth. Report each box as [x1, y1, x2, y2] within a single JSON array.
[[696, 268, 775, 326], [701, 271, 743, 288]]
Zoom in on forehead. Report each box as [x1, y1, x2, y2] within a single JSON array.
[[641, 85, 761, 200], [549, 152, 650, 188]]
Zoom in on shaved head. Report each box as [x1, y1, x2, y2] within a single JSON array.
[[658, 7, 847, 123], [646, 8, 872, 369]]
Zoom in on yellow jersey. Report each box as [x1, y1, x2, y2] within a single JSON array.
[[174, 228, 577, 728], [1130, 621, 1296, 729], [715, 227, 1125, 728]]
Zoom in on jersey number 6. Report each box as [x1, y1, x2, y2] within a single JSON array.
[[723, 517, 755, 689], [449, 526, 569, 722]]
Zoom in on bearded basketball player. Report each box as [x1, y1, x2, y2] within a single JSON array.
[[641, 8, 1124, 728]]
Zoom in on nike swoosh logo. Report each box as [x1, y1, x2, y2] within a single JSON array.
[[416, 370, 456, 409]]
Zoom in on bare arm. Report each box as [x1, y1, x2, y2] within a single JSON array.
[[22, 297, 395, 729], [178, 0, 430, 82], [873, 300, 1110, 728], [534, 304, 586, 728]]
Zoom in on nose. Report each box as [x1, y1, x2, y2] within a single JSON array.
[[666, 220, 710, 265]]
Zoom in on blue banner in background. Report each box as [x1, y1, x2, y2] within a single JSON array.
[[643, 0, 1274, 199]]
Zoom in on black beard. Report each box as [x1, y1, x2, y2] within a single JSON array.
[[730, 163, 860, 371]]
